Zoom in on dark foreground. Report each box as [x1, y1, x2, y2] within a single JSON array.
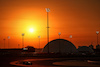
[[1, 56, 100, 67], [1, 51, 100, 67]]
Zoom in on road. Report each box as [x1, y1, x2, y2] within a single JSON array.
[[1, 56, 100, 67]]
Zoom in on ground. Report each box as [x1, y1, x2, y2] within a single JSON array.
[[1, 56, 100, 67]]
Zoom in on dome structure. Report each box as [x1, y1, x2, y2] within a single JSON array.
[[42, 39, 77, 53], [78, 46, 94, 53]]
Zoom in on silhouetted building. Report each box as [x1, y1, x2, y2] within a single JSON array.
[[78, 46, 94, 54], [78, 46, 81, 48], [42, 39, 77, 54], [89, 44, 94, 49], [0, 49, 23, 56], [96, 44, 100, 49], [23, 46, 35, 52], [35, 48, 42, 52]]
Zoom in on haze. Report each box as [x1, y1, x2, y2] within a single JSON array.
[[0, 0, 100, 48]]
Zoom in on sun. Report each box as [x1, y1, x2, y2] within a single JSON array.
[[29, 28, 34, 33]]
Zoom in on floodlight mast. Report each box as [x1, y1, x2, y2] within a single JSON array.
[[69, 35, 72, 42], [58, 32, 61, 39], [3, 39, 6, 48], [7, 36, 10, 48], [38, 36, 41, 50], [46, 8, 50, 53], [22, 33, 25, 48], [96, 31, 99, 45], [58, 32, 61, 53]]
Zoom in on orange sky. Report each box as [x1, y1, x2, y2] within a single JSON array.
[[0, 0, 100, 49]]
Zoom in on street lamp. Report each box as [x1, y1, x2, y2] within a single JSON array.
[[7, 36, 10, 48], [38, 36, 41, 50], [69, 35, 72, 42], [46, 8, 50, 53], [18, 44, 20, 48], [58, 32, 61, 39], [96, 31, 99, 45], [58, 32, 61, 53], [22, 33, 25, 48], [3, 39, 6, 48]]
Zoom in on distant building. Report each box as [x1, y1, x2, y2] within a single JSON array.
[[23, 46, 35, 52], [35, 48, 43, 52], [78, 46, 81, 48], [78, 46, 94, 54], [42, 39, 77, 54], [89, 44, 94, 49], [96, 44, 100, 49]]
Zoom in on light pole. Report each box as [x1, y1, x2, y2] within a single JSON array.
[[3, 39, 6, 48], [38, 36, 40, 50], [22, 33, 25, 48], [96, 31, 99, 45], [7, 36, 10, 48], [58, 32, 61, 39], [58, 32, 61, 53], [46, 8, 50, 53], [69, 35, 72, 42], [18, 44, 20, 48]]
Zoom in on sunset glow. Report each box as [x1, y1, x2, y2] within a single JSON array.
[[29, 28, 34, 33], [0, 0, 100, 49]]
